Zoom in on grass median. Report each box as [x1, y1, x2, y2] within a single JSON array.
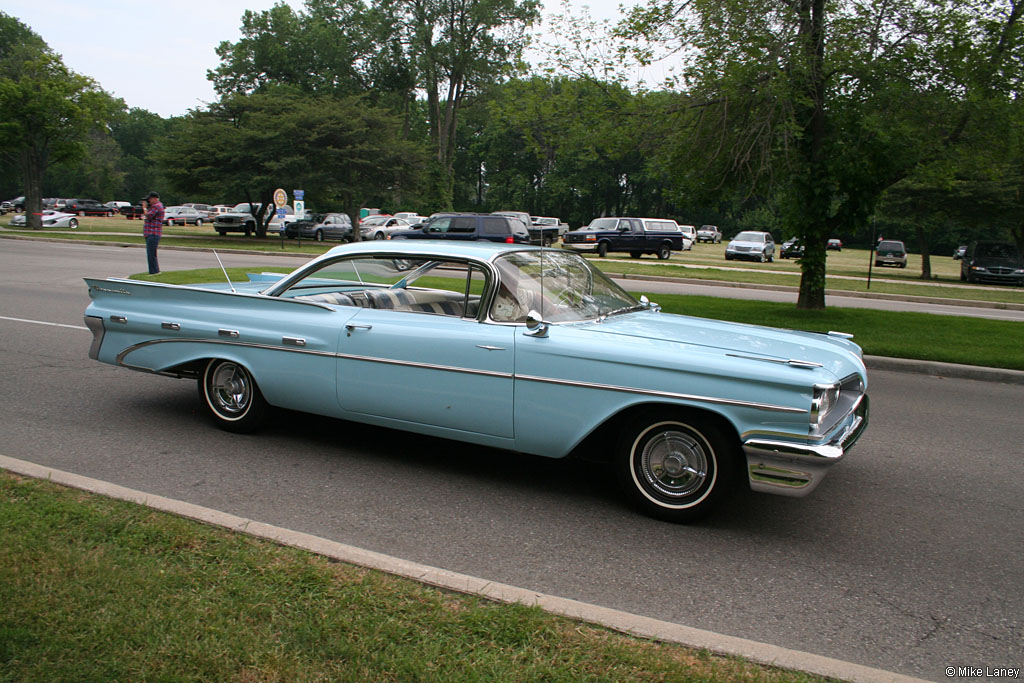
[[0, 472, 824, 682], [131, 267, 1024, 371]]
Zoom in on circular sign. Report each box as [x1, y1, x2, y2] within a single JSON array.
[[273, 188, 287, 208]]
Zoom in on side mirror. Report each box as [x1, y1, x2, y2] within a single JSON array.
[[525, 310, 549, 338]]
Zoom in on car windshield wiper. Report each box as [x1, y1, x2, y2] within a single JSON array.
[[600, 303, 646, 319]]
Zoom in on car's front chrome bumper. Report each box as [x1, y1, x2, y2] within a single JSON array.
[[742, 395, 869, 497], [563, 242, 598, 253]]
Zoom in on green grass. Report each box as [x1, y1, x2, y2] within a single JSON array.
[[0, 472, 825, 682]]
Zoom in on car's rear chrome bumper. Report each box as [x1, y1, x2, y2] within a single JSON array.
[[742, 395, 869, 497]]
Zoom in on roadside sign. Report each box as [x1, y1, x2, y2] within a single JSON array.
[[294, 190, 304, 200], [273, 188, 287, 208], [276, 208, 286, 218], [294, 200, 304, 217]]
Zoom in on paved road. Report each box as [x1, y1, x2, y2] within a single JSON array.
[[2, 240, 1022, 680]]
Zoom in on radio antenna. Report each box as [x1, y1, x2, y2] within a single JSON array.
[[213, 250, 236, 293]]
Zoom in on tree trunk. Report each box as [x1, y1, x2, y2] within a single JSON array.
[[21, 145, 46, 231], [915, 225, 932, 279]]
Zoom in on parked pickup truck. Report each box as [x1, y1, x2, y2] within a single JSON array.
[[563, 217, 685, 259], [120, 204, 144, 219], [529, 216, 570, 246]]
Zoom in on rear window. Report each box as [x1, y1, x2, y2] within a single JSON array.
[[878, 241, 905, 252], [644, 220, 679, 232]]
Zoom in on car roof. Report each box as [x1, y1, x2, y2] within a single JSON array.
[[320, 239, 543, 263]]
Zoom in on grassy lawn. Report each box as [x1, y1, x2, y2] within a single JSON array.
[[130, 268, 1024, 370], [0, 472, 823, 682]]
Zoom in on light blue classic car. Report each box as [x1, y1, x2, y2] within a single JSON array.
[[84, 241, 868, 522]]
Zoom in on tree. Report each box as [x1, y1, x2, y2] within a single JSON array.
[[154, 89, 425, 237], [619, 0, 1024, 308], [0, 13, 111, 229]]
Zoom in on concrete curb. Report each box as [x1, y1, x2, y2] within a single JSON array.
[[864, 355, 1024, 385], [0, 453, 930, 683]]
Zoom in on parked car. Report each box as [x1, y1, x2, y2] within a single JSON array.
[[874, 240, 907, 268], [120, 204, 144, 219], [163, 206, 206, 226], [491, 211, 540, 244], [677, 224, 697, 250], [959, 241, 1024, 286], [529, 216, 570, 246], [213, 203, 282, 236], [393, 212, 427, 225], [953, 245, 967, 260], [696, 225, 722, 243], [285, 213, 353, 242], [181, 203, 214, 217], [827, 238, 843, 251], [725, 231, 775, 262], [562, 217, 686, 259], [0, 201, 12, 215], [63, 198, 114, 216], [83, 241, 869, 523], [780, 238, 804, 259], [10, 210, 78, 229], [6, 196, 25, 211], [359, 215, 413, 240], [105, 201, 131, 213], [390, 213, 530, 244]]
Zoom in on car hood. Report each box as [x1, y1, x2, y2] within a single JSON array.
[[575, 311, 865, 383]]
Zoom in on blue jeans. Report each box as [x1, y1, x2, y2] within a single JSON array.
[[145, 234, 160, 274]]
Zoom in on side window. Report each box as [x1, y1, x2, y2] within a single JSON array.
[[629, 219, 644, 233], [480, 217, 508, 235], [429, 217, 451, 232], [450, 216, 476, 233]]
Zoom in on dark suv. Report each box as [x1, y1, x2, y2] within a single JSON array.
[[389, 213, 530, 244], [960, 241, 1024, 286], [64, 198, 114, 216]]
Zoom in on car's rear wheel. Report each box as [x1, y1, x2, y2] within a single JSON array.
[[615, 411, 735, 523], [630, 251, 641, 259], [598, 242, 608, 257], [657, 244, 671, 260], [199, 359, 267, 433], [68, 218, 78, 229]]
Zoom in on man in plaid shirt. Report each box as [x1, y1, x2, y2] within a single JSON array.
[[142, 191, 164, 274]]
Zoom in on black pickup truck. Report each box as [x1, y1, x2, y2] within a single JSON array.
[[562, 217, 685, 259]]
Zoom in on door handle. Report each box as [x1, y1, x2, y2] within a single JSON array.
[[345, 323, 372, 336]]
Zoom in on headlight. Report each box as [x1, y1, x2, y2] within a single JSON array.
[[811, 383, 841, 427]]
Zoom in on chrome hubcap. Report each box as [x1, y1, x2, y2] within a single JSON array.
[[640, 430, 709, 498], [209, 363, 250, 416]]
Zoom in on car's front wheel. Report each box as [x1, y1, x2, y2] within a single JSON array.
[[196, 219, 203, 226], [615, 411, 735, 523], [199, 359, 267, 433], [68, 218, 78, 229], [598, 242, 608, 257], [315, 229, 324, 242]]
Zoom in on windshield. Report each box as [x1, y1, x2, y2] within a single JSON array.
[[976, 243, 1020, 259], [584, 218, 619, 231], [490, 250, 640, 323], [733, 231, 764, 242]]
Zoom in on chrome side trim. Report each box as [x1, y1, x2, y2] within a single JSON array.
[[112, 337, 806, 415], [218, 329, 239, 338], [726, 353, 823, 369], [161, 322, 181, 331], [515, 374, 806, 414], [337, 353, 513, 379], [114, 338, 336, 370], [110, 315, 127, 324]]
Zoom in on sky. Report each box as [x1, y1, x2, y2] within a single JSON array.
[[3, 0, 662, 118]]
